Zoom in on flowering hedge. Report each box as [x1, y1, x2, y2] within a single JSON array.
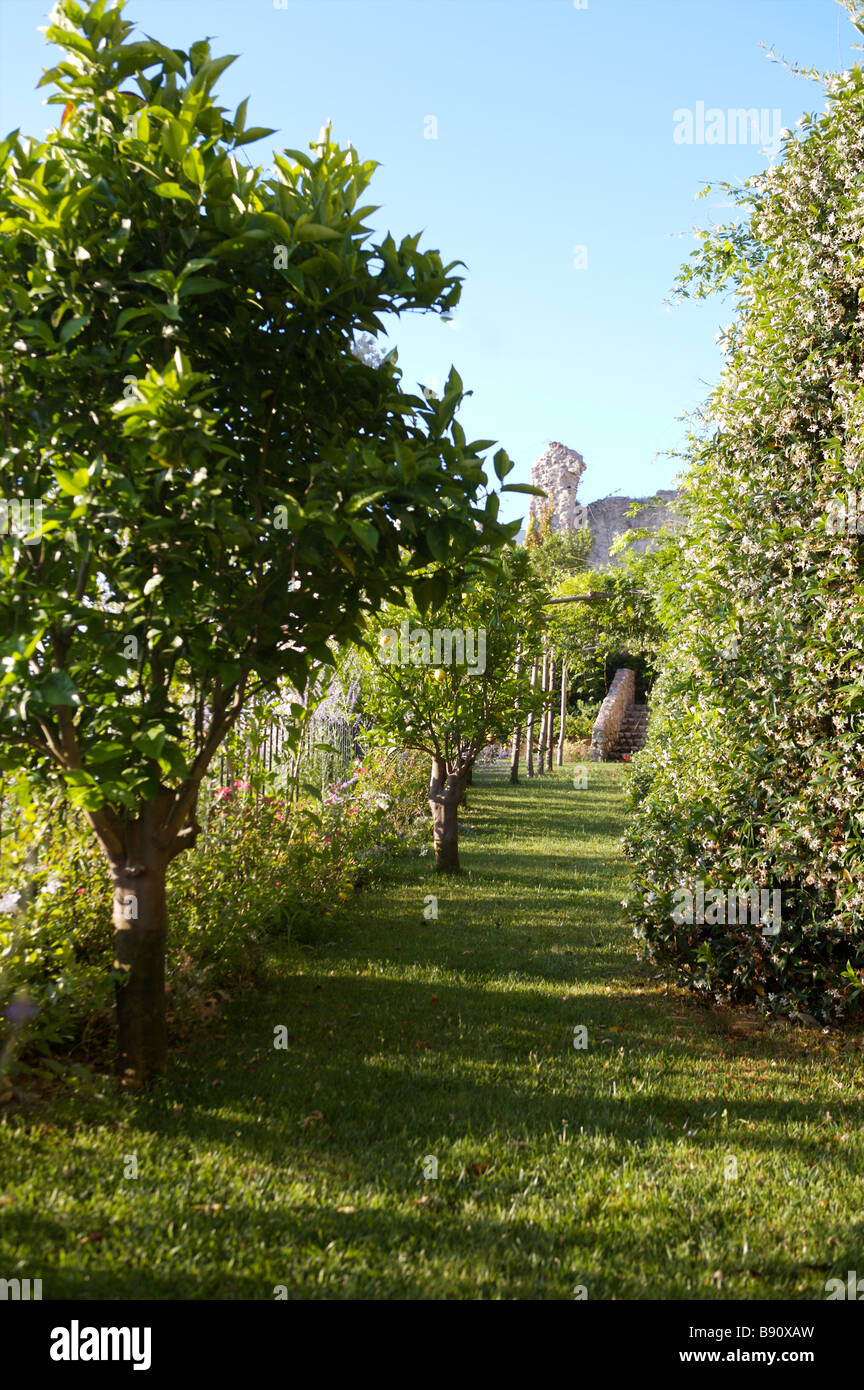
[[625, 11, 864, 1021]]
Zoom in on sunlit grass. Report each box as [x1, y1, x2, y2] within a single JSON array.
[[1, 761, 863, 1299]]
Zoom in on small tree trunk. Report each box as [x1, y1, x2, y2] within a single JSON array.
[[428, 757, 466, 873], [509, 722, 522, 783], [101, 785, 201, 1086], [557, 662, 568, 766], [525, 656, 539, 777], [546, 657, 556, 771], [112, 855, 169, 1085]]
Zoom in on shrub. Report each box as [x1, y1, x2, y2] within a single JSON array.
[[564, 702, 601, 743], [0, 747, 427, 1077], [624, 22, 864, 1021]]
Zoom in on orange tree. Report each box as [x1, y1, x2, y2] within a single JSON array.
[[0, 0, 521, 1081], [358, 549, 544, 871]]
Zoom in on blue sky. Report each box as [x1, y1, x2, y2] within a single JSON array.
[[0, 0, 857, 522]]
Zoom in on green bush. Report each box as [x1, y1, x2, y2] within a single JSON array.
[[0, 747, 427, 1076], [624, 27, 864, 1022], [563, 702, 601, 742]]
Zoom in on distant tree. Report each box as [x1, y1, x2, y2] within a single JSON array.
[[359, 551, 544, 871]]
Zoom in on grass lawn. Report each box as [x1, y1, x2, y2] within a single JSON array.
[[2, 760, 863, 1300]]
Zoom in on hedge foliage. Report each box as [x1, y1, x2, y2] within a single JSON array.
[[625, 14, 864, 1021]]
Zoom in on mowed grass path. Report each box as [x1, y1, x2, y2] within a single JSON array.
[[2, 762, 864, 1299]]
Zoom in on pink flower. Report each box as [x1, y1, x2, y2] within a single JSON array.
[[76, 888, 84, 895]]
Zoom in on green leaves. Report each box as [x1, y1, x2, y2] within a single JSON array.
[[59, 314, 90, 343], [160, 116, 188, 162], [0, 0, 517, 866], [295, 222, 341, 243], [131, 724, 166, 759], [360, 548, 543, 768], [39, 672, 79, 707], [492, 448, 513, 482], [55, 466, 90, 495], [153, 181, 196, 204], [412, 572, 449, 615], [626, 45, 864, 1021]]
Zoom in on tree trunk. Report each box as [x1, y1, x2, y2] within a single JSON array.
[[509, 721, 522, 783], [557, 662, 568, 766], [428, 757, 466, 873], [546, 657, 556, 771], [112, 855, 169, 1085], [102, 785, 201, 1086], [525, 656, 539, 777]]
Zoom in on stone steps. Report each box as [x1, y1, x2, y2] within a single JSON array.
[[610, 705, 649, 760]]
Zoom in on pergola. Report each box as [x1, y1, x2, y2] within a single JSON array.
[[512, 591, 645, 777]]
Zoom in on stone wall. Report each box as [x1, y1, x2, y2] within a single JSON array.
[[590, 667, 635, 761], [583, 490, 680, 570]]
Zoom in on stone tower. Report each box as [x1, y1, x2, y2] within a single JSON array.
[[527, 441, 586, 534]]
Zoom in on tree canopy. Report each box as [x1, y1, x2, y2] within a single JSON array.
[[0, 0, 524, 1078]]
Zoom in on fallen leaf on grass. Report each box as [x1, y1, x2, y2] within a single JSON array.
[[336, 1206, 356, 1214], [300, 1110, 324, 1127], [193, 1204, 225, 1215], [470, 1162, 490, 1175], [79, 1232, 105, 1245]]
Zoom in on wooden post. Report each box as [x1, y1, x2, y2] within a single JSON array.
[[546, 656, 555, 771], [557, 662, 568, 766], [509, 643, 523, 784], [525, 655, 538, 778], [536, 650, 548, 776]]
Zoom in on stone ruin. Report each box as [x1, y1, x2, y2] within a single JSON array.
[[526, 441, 586, 535], [526, 440, 679, 570]]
